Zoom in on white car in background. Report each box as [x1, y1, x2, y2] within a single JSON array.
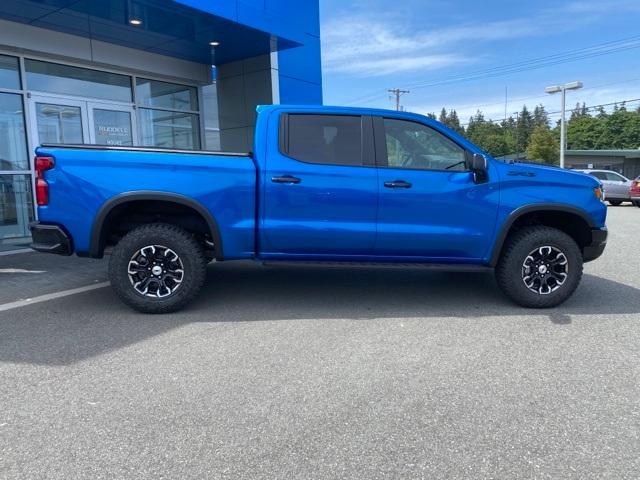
[[575, 169, 634, 206]]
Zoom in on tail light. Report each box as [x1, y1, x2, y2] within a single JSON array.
[[35, 156, 54, 206]]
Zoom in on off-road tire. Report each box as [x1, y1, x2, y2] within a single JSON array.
[[608, 200, 622, 206], [109, 223, 207, 314], [495, 226, 583, 308]]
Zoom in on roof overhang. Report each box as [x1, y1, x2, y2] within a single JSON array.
[[566, 150, 640, 159], [0, 0, 301, 65]]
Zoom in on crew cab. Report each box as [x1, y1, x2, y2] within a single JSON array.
[[30, 105, 608, 313]]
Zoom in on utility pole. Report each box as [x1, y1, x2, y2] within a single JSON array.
[[388, 88, 410, 111], [504, 86, 508, 122]]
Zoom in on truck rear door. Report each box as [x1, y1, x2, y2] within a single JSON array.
[[260, 112, 378, 258]]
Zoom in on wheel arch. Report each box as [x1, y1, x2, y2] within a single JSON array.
[[489, 204, 595, 267], [88, 191, 223, 260]]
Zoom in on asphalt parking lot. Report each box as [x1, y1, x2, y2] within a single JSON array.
[[1, 206, 639, 479]]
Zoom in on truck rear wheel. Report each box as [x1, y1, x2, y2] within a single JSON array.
[[495, 226, 583, 308], [109, 224, 207, 314]]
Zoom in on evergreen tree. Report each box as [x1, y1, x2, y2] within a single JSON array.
[[446, 109, 464, 135], [533, 104, 549, 129], [466, 111, 510, 157], [515, 105, 534, 153], [527, 125, 559, 164], [570, 102, 588, 121], [439, 108, 448, 124], [500, 116, 518, 154], [567, 115, 604, 149]]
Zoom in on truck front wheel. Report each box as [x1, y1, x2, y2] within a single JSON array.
[[495, 226, 583, 308], [109, 224, 207, 313]]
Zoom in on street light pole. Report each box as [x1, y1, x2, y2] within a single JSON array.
[[560, 87, 566, 168], [545, 81, 583, 168]]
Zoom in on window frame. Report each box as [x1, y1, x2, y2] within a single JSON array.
[[373, 116, 473, 173], [278, 112, 375, 168]]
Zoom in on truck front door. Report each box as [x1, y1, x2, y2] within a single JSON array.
[[373, 116, 499, 261], [260, 113, 378, 258]]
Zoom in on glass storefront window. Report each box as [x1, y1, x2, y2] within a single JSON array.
[[0, 55, 20, 90], [25, 60, 132, 102], [138, 108, 200, 150], [35, 103, 84, 144], [0, 174, 34, 241], [0, 93, 28, 170], [136, 78, 198, 111], [202, 83, 220, 150]]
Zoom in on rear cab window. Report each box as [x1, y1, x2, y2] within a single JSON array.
[[282, 114, 363, 166]]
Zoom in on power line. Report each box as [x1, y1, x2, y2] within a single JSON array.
[[405, 37, 640, 91], [343, 34, 640, 106], [434, 77, 640, 116]]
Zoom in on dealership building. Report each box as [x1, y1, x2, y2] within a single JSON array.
[[0, 0, 322, 251]]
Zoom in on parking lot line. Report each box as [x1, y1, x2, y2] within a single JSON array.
[[0, 282, 110, 312]]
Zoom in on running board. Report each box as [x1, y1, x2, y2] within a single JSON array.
[[261, 261, 493, 272]]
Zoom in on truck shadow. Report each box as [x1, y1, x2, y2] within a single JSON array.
[[194, 262, 640, 319], [1, 262, 638, 366]]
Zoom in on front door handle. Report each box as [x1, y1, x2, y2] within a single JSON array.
[[272, 175, 301, 184], [384, 180, 412, 189]]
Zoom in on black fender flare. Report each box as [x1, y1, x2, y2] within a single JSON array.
[[88, 191, 223, 260], [488, 204, 595, 267]]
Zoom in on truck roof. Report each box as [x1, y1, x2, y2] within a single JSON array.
[[257, 104, 481, 155]]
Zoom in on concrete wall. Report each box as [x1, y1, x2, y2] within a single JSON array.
[[217, 54, 273, 152]]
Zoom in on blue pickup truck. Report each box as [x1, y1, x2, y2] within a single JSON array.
[[30, 105, 607, 313]]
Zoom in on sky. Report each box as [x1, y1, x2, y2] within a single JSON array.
[[319, 0, 640, 125]]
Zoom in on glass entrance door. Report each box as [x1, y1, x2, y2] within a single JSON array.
[[30, 96, 88, 145], [87, 102, 136, 146], [29, 95, 137, 147]]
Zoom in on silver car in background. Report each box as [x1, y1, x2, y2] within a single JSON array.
[[575, 169, 633, 206]]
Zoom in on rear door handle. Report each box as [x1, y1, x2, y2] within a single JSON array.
[[271, 175, 301, 184], [384, 180, 412, 189]]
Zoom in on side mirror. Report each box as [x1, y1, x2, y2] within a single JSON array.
[[471, 153, 488, 184]]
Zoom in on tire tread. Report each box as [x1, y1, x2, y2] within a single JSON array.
[[109, 223, 207, 314], [495, 225, 583, 308]]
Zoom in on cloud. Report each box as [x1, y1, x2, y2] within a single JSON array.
[[328, 53, 471, 76], [321, 1, 640, 77]]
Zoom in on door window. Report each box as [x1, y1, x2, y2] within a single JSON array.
[[35, 103, 84, 144], [605, 172, 626, 182], [383, 118, 466, 171], [285, 114, 362, 166], [93, 109, 133, 146]]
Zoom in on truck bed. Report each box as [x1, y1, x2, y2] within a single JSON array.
[[35, 144, 258, 259]]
